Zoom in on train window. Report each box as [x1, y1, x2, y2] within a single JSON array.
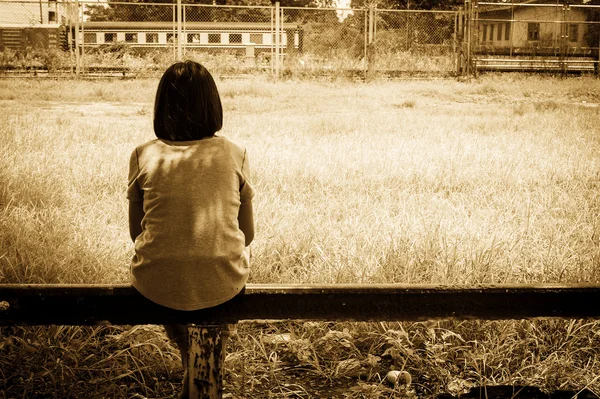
[[146, 33, 158, 43], [84, 33, 96, 44], [167, 33, 177, 43], [527, 23, 539, 41], [497, 23, 502, 41], [104, 33, 116, 43], [569, 24, 578, 42], [250, 33, 263, 44], [230, 33, 242, 44], [188, 33, 201, 43], [489, 24, 493, 41], [208, 33, 221, 44], [504, 22, 510, 41], [482, 24, 487, 42], [125, 33, 137, 43]]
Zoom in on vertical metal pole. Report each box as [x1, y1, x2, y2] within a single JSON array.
[[187, 325, 223, 399], [509, 0, 514, 57], [270, 5, 274, 74], [39, 0, 43, 24], [67, 1, 74, 75], [597, 30, 600, 76], [561, 3, 567, 73], [454, 12, 458, 75], [275, 1, 280, 78], [81, 18, 85, 75], [366, 5, 375, 81], [177, 0, 182, 61], [172, 4, 176, 60], [364, 8, 368, 78], [281, 6, 285, 70], [405, 5, 409, 50], [74, 0, 80, 76], [368, 5, 374, 44], [465, 0, 471, 75]]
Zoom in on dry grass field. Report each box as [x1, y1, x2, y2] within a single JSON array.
[[0, 74, 599, 398]]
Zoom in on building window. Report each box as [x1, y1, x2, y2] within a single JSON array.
[[208, 33, 221, 43], [188, 33, 200, 43], [250, 33, 263, 44], [84, 33, 96, 43], [505, 22, 510, 41], [489, 24, 494, 41], [104, 33, 116, 43], [48, 10, 56, 22], [528, 23, 539, 41], [569, 24, 578, 42], [146, 33, 158, 43], [229, 33, 242, 43], [497, 23, 502, 41], [125, 33, 137, 43]]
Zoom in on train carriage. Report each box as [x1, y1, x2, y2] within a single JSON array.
[[77, 21, 301, 53]]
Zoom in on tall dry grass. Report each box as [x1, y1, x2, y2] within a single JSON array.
[[1, 74, 599, 397]]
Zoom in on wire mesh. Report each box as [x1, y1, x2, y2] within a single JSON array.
[[2, 0, 597, 76], [0, 0, 67, 25], [282, 7, 368, 73], [374, 9, 457, 72], [182, 4, 274, 70]]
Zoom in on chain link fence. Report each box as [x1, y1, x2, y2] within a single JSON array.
[[281, 7, 368, 76], [374, 9, 458, 73], [0, 0, 462, 77], [4, 0, 597, 76]]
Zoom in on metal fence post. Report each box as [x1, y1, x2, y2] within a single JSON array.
[[177, 0, 182, 61], [275, 1, 281, 78], [187, 325, 224, 399], [74, 0, 80, 77], [597, 30, 600, 76], [366, 5, 375, 80]]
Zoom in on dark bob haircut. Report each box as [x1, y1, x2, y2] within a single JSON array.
[[153, 61, 223, 141]]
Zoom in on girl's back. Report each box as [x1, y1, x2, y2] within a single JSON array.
[[128, 135, 253, 311]]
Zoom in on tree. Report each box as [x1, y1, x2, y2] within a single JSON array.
[[85, 0, 335, 23], [86, 0, 178, 22], [351, 0, 462, 10]]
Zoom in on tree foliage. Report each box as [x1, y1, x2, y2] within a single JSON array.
[[352, 0, 462, 10], [84, 0, 335, 23], [84, 0, 462, 24]]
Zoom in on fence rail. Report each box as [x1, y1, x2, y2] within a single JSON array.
[[2, 283, 600, 398], [3, 283, 600, 326]]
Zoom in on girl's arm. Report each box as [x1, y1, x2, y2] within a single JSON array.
[[238, 201, 254, 247], [129, 200, 145, 242]]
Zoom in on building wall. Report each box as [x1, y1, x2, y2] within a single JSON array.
[[0, 0, 69, 26], [478, 6, 589, 50]]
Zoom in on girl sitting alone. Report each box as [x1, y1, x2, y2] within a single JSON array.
[[127, 60, 255, 398]]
